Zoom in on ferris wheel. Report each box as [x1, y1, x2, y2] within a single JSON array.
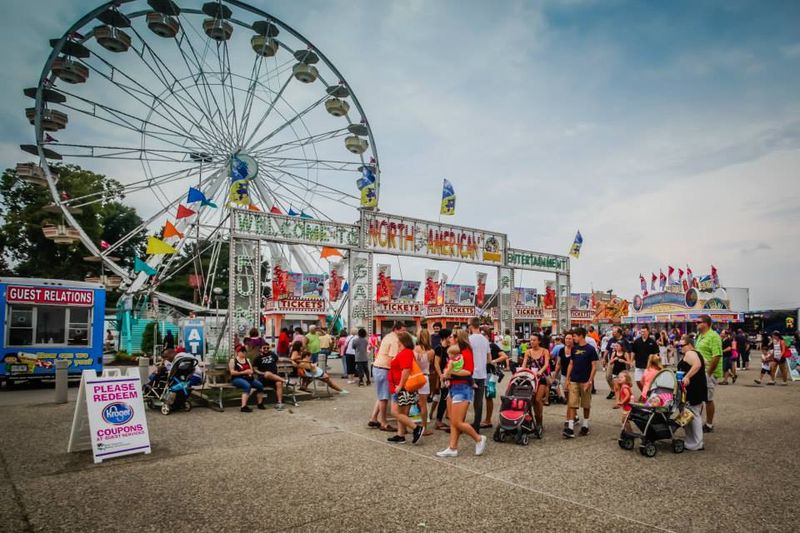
[[22, 0, 380, 310]]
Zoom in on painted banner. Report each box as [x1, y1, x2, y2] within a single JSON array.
[[271, 256, 289, 300], [328, 261, 343, 302], [506, 248, 569, 274], [475, 272, 487, 306], [543, 281, 556, 309], [231, 209, 360, 248], [6, 285, 94, 306], [438, 273, 448, 305], [445, 284, 476, 306], [514, 287, 538, 307], [392, 280, 421, 302], [361, 211, 505, 266], [423, 269, 439, 305], [376, 264, 392, 304]]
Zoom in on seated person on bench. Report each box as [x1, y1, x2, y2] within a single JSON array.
[[229, 345, 265, 412], [290, 344, 348, 395], [254, 342, 288, 410]]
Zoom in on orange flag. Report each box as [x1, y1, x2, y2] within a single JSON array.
[[247, 203, 261, 212], [163, 221, 184, 239], [320, 247, 343, 259]]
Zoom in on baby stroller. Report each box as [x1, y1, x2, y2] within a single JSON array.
[[144, 355, 198, 415], [618, 369, 684, 457], [493, 369, 542, 446]]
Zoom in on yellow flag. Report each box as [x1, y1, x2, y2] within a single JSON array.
[[146, 236, 177, 255]]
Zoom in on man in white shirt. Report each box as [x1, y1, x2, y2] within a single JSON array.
[[468, 317, 490, 433]]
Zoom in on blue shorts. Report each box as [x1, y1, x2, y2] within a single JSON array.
[[373, 367, 390, 401], [449, 383, 474, 404]]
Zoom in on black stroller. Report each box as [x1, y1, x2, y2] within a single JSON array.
[[493, 369, 543, 446], [618, 369, 684, 457], [144, 355, 198, 415]]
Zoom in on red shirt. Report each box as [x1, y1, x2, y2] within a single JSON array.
[[389, 348, 415, 394], [450, 347, 474, 385], [277, 332, 290, 355]]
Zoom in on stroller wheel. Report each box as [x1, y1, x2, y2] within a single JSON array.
[[618, 437, 634, 450], [520, 433, 530, 446], [671, 439, 685, 454], [146, 399, 154, 410], [161, 403, 170, 415], [493, 427, 503, 442], [183, 400, 192, 412], [640, 442, 657, 458]]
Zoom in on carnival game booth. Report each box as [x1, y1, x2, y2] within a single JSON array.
[[624, 287, 745, 331], [374, 272, 423, 334]]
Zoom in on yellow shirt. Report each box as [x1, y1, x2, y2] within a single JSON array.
[[318, 334, 332, 350], [374, 332, 400, 369]]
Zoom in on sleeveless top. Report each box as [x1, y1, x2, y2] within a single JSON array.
[[233, 357, 253, 380], [677, 352, 707, 406], [415, 347, 431, 375], [526, 348, 549, 374]]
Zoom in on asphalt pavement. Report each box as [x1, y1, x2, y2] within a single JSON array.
[[0, 363, 798, 532]]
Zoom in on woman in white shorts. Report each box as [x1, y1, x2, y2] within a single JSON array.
[[415, 329, 435, 436]]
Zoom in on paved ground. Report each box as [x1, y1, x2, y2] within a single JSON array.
[[1, 364, 798, 532]]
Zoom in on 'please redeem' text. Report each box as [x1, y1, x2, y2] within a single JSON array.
[[92, 382, 138, 402]]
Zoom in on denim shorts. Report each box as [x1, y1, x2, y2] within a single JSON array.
[[373, 367, 390, 401], [449, 383, 474, 404]]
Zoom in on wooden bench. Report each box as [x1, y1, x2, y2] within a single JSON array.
[[195, 369, 236, 412]]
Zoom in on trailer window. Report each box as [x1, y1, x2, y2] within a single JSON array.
[[68, 307, 90, 346], [35, 306, 66, 345], [8, 305, 34, 345]]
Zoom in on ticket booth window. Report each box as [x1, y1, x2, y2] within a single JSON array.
[[68, 307, 90, 346], [5, 304, 92, 347]]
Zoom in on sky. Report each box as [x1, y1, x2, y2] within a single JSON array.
[[1, 0, 799, 310]]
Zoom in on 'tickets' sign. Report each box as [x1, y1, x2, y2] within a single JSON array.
[[69, 369, 151, 464], [6, 285, 94, 306], [374, 302, 423, 316], [362, 212, 506, 266], [264, 298, 326, 313]]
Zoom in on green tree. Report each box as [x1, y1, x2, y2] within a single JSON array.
[[0, 163, 145, 286]]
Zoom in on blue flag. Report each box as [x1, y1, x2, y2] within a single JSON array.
[[187, 187, 218, 208], [134, 257, 157, 276], [440, 178, 455, 216], [341, 281, 349, 293], [569, 230, 583, 258], [288, 208, 299, 216]]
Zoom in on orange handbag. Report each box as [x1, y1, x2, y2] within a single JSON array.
[[403, 358, 426, 393]]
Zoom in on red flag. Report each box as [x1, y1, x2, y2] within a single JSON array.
[[668, 266, 675, 277], [651, 273, 657, 282], [176, 204, 195, 219], [678, 268, 684, 279], [270, 206, 282, 215], [100, 240, 110, 250]]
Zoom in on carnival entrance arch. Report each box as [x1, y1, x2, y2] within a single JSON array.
[[228, 208, 571, 344]]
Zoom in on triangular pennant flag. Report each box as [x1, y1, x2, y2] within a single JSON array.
[[341, 281, 349, 293], [300, 212, 313, 219], [163, 221, 184, 239], [270, 206, 282, 215], [248, 203, 261, 212], [201, 199, 218, 208], [134, 257, 158, 276], [288, 208, 299, 216], [176, 204, 196, 219], [146, 236, 177, 255], [320, 247, 343, 259], [187, 187, 205, 203]]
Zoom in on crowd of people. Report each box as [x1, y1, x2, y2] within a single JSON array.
[[218, 318, 796, 457]]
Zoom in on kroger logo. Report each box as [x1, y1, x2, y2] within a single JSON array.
[[102, 402, 134, 425]]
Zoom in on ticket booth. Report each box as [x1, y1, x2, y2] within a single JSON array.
[[263, 299, 327, 341], [374, 302, 423, 335]]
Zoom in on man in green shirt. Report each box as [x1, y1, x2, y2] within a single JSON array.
[[306, 325, 321, 364], [695, 315, 722, 433]]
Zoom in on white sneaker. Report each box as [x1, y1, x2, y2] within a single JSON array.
[[338, 390, 350, 395], [436, 447, 458, 458], [475, 435, 487, 456]]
